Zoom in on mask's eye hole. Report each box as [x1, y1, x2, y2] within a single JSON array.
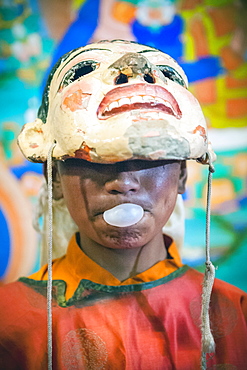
[[157, 65, 187, 88], [59, 60, 99, 90]]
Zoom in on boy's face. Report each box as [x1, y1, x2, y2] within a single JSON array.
[[58, 159, 186, 250]]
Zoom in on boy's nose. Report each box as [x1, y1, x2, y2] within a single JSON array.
[[105, 172, 140, 194]]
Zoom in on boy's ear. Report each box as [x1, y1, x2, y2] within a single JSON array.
[[178, 160, 187, 194]]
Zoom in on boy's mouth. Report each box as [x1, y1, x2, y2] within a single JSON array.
[[103, 203, 144, 228], [93, 201, 152, 218]]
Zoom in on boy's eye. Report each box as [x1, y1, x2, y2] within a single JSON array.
[[59, 60, 99, 90], [157, 65, 187, 88]]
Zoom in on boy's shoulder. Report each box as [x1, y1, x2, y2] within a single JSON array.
[[187, 266, 247, 298], [0, 279, 48, 327], [185, 267, 247, 323]]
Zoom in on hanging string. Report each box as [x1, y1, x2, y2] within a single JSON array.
[[47, 142, 56, 370], [200, 152, 216, 370]]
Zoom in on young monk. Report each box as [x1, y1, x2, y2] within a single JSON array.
[[0, 40, 246, 370]]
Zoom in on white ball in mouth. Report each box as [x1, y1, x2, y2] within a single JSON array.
[[103, 203, 144, 227]]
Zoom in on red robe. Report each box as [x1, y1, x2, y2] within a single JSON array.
[[0, 266, 247, 369]]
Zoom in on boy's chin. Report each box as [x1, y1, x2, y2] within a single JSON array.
[[95, 223, 153, 250]]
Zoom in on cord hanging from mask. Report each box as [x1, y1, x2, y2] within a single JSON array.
[[200, 152, 216, 370], [47, 142, 56, 370]]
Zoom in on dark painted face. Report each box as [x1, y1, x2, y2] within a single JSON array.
[[57, 159, 186, 250]]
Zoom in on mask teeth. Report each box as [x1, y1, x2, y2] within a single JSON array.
[[47, 142, 56, 370], [101, 95, 177, 118], [200, 151, 216, 369]]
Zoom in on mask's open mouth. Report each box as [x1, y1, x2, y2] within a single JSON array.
[[97, 84, 182, 120]]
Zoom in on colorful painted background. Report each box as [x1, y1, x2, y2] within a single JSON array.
[[0, 0, 246, 290]]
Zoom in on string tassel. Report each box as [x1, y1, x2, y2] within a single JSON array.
[[200, 153, 216, 370], [47, 142, 56, 370]]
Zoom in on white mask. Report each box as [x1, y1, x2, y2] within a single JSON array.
[[18, 40, 215, 164]]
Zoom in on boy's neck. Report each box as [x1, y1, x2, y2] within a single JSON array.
[[78, 232, 167, 282]]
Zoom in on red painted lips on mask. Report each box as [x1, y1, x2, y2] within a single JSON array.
[[97, 84, 182, 120]]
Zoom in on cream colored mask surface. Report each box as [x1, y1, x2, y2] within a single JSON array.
[[18, 40, 212, 163]]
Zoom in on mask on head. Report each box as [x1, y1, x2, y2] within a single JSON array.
[[18, 40, 215, 165]]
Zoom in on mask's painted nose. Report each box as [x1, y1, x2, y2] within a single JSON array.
[[104, 52, 159, 85]]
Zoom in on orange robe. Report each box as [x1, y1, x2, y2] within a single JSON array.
[[29, 233, 183, 300], [0, 234, 247, 369]]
